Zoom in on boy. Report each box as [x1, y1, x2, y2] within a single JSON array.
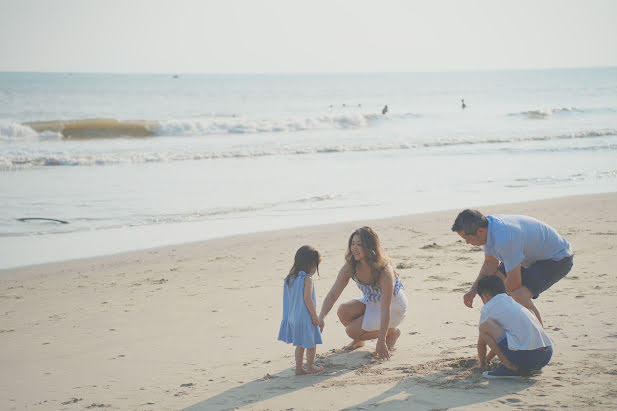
[[477, 275, 553, 379]]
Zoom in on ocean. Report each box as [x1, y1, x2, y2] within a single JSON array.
[[1, 69, 616, 269]]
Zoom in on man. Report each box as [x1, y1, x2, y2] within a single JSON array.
[[452, 209, 573, 325]]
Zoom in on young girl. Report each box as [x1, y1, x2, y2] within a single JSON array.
[[277, 245, 324, 375]]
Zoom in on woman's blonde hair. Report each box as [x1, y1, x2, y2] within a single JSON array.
[[345, 226, 391, 285]]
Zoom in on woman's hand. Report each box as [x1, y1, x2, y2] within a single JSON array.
[[311, 314, 319, 326], [375, 339, 390, 360], [319, 318, 325, 332]]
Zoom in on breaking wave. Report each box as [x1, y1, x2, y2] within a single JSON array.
[[509, 106, 616, 119], [1, 128, 615, 170], [0, 113, 391, 140]]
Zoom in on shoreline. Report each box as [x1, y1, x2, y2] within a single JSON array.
[[2, 190, 615, 272], [1, 192, 616, 410]]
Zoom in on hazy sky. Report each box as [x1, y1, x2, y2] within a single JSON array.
[[1, 0, 616, 73]]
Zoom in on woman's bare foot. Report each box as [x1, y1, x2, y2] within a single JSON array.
[[343, 339, 365, 351], [295, 367, 307, 375], [305, 365, 324, 374], [386, 328, 401, 350]]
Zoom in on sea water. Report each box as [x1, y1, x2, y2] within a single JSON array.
[[1, 69, 616, 268]]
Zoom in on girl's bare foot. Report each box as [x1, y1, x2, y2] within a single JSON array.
[[295, 367, 307, 375], [386, 328, 401, 350], [305, 365, 323, 374], [343, 339, 365, 351]]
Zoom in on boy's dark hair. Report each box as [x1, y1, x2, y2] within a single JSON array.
[[451, 209, 488, 235], [286, 245, 321, 285], [477, 275, 506, 298]]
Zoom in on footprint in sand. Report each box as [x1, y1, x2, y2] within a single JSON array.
[[420, 242, 442, 250], [86, 403, 111, 409], [61, 398, 82, 405]]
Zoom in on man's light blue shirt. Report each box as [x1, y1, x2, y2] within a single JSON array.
[[484, 215, 572, 273]]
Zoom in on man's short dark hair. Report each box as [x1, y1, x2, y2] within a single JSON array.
[[477, 275, 506, 298], [451, 209, 488, 234]]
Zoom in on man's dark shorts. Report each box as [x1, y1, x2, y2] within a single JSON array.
[[498, 255, 573, 299]]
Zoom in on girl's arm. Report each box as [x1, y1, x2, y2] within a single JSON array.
[[376, 265, 395, 360], [318, 264, 352, 323], [303, 276, 319, 326]]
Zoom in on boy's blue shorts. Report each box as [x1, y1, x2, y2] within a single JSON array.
[[497, 333, 553, 372], [498, 255, 573, 299]]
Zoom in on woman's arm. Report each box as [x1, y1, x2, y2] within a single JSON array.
[[303, 277, 319, 326], [376, 265, 395, 359], [318, 265, 352, 324]]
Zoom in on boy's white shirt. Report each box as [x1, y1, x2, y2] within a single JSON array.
[[479, 293, 554, 351]]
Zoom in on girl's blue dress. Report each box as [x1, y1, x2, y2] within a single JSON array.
[[278, 271, 323, 348]]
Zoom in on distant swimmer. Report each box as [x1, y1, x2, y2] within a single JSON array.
[[461, 99, 467, 110], [382, 105, 388, 115]]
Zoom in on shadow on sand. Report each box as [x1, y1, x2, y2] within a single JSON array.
[[183, 349, 374, 410], [184, 353, 536, 410], [342, 356, 537, 410]]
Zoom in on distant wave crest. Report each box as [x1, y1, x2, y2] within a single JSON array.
[[0, 113, 387, 140], [2, 128, 615, 170], [509, 106, 616, 119]]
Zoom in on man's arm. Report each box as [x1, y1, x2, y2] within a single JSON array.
[[464, 254, 500, 308]]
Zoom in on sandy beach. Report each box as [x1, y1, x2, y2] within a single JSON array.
[[1, 192, 616, 410]]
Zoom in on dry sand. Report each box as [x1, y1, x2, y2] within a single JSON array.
[[1, 192, 616, 410]]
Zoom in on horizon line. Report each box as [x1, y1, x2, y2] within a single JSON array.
[[1, 65, 616, 76]]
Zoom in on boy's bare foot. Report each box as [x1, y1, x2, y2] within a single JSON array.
[[305, 365, 323, 374], [343, 339, 365, 351], [295, 367, 307, 375], [386, 328, 401, 350]]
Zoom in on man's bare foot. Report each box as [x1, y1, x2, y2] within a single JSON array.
[[343, 339, 365, 351], [386, 328, 401, 350], [295, 367, 307, 375], [305, 365, 323, 374]]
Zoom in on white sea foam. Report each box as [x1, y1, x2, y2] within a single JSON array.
[[153, 113, 373, 136], [2, 128, 615, 170], [1, 114, 379, 140], [509, 106, 607, 119], [126, 194, 342, 226], [0, 122, 44, 140]]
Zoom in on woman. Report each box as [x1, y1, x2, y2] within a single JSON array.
[[318, 227, 407, 360]]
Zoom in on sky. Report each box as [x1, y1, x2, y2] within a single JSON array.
[[1, 0, 616, 74]]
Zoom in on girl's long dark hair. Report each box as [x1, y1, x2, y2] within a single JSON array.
[[345, 226, 391, 286], [286, 245, 321, 286]]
